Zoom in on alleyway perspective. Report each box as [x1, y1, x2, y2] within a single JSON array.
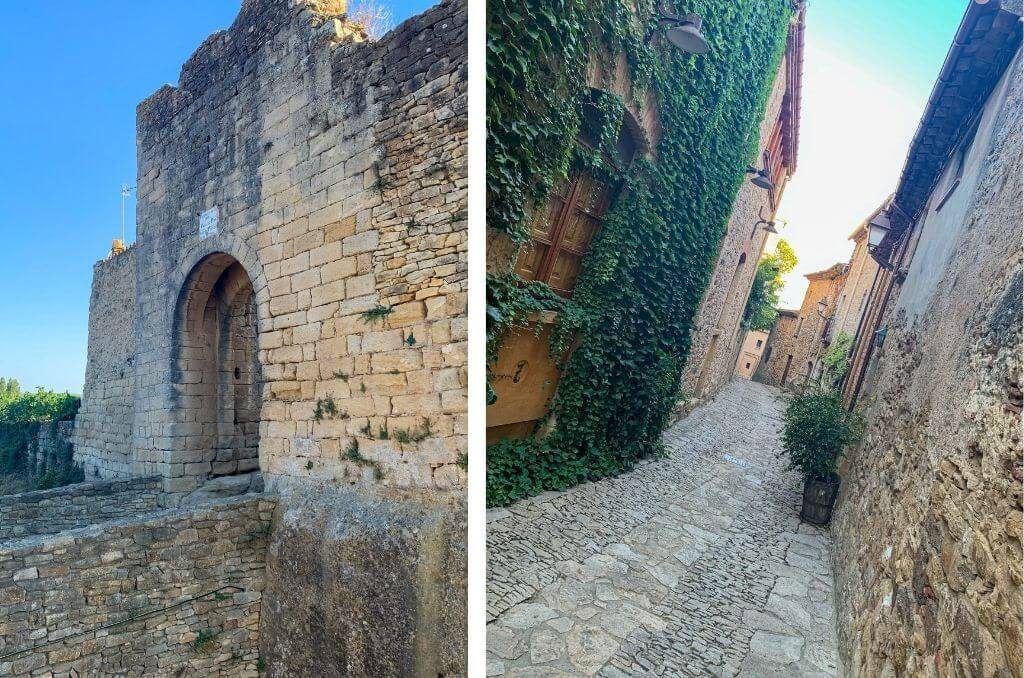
[[487, 379, 842, 677]]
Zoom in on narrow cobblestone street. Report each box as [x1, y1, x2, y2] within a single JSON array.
[[487, 379, 842, 677]]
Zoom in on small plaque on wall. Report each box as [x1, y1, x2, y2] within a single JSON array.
[[199, 208, 219, 239]]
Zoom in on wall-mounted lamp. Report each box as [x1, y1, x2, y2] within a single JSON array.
[[746, 164, 774, 191], [645, 11, 710, 54], [867, 212, 891, 251], [816, 298, 828, 317], [754, 206, 780, 233]]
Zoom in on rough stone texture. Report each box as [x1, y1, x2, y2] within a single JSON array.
[[73, 245, 137, 479], [0, 477, 161, 541], [487, 379, 841, 676], [73, 0, 468, 502], [0, 495, 274, 677], [829, 214, 880, 343], [260, 483, 467, 676], [757, 263, 847, 389], [831, 51, 1023, 677], [676, 60, 789, 413], [25, 420, 75, 482]]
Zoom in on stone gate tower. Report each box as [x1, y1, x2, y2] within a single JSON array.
[[73, 0, 468, 506]]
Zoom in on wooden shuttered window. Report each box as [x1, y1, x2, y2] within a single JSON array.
[[515, 106, 639, 298]]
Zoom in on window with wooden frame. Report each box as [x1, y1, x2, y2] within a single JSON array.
[[515, 98, 639, 297]]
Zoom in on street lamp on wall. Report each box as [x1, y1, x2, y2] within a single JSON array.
[[746, 164, 774, 191], [867, 211, 891, 251], [645, 11, 710, 54], [754, 206, 780, 233], [816, 298, 828, 317]]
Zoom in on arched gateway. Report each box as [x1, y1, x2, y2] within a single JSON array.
[[171, 252, 262, 495]]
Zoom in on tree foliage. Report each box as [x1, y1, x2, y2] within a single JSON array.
[[0, 378, 20, 405], [821, 331, 854, 384], [0, 385, 81, 488], [486, 0, 794, 506], [743, 239, 797, 331]]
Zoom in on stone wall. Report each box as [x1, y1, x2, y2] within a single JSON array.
[[259, 483, 466, 676], [676, 59, 786, 411], [830, 217, 879, 343], [831, 51, 1022, 677], [753, 309, 796, 385], [0, 476, 161, 542], [73, 246, 137, 479], [756, 263, 846, 389], [0, 495, 274, 677], [73, 0, 468, 501]]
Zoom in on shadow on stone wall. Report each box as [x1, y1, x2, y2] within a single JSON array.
[[260, 483, 467, 676]]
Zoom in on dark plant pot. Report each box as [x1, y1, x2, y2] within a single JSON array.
[[800, 473, 840, 526]]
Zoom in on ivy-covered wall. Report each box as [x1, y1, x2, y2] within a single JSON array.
[[486, 0, 796, 506]]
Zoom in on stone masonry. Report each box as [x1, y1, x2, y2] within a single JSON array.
[[677, 62, 789, 411], [487, 379, 841, 676], [56, 1, 470, 675], [73, 0, 468, 503], [757, 263, 847, 389], [0, 495, 274, 677], [831, 33, 1023, 678], [0, 477, 161, 542]]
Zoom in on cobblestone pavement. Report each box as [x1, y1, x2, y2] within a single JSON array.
[[486, 379, 842, 677]]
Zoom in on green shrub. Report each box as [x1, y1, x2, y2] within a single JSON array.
[[781, 391, 863, 482], [0, 388, 79, 476]]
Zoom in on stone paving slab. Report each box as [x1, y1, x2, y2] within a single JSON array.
[[487, 379, 843, 677]]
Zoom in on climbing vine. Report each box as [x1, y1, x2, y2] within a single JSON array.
[[487, 0, 794, 505]]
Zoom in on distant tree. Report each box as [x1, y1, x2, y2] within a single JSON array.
[[0, 378, 20, 405], [0, 388, 80, 475], [743, 240, 798, 331]]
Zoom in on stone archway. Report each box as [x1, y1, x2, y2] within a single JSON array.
[[172, 253, 263, 498]]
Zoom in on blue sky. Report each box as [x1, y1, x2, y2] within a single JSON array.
[[0, 0, 970, 393], [0, 0, 434, 394], [772, 0, 967, 307]]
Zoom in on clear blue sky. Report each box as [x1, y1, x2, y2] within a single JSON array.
[[772, 0, 967, 307], [0, 0, 435, 394]]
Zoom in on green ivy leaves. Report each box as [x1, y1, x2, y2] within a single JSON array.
[[487, 0, 793, 507]]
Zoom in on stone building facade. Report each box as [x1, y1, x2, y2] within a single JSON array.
[[829, 203, 883, 344], [752, 308, 798, 384], [73, 0, 468, 503], [676, 12, 804, 410], [486, 8, 806, 440], [62, 0, 468, 675], [734, 329, 769, 379], [831, 1, 1022, 674], [756, 262, 847, 389]]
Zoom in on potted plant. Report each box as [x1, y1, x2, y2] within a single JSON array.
[[780, 390, 863, 525]]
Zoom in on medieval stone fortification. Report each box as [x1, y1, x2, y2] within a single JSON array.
[[0, 0, 468, 674]]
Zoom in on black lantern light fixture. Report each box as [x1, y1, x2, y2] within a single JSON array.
[[816, 297, 828, 317], [867, 211, 891, 251], [746, 164, 774, 191], [754, 206, 781, 234], [645, 10, 710, 54]]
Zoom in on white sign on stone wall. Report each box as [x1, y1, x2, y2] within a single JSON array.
[[199, 208, 219, 239]]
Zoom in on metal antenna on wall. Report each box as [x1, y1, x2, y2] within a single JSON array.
[[120, 184, 136, 244]]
